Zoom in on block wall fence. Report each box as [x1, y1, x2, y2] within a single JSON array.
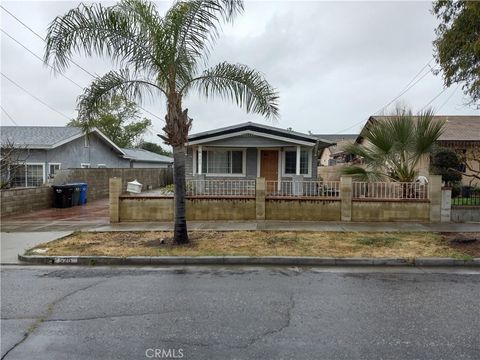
[[112, 175, 446, 223]]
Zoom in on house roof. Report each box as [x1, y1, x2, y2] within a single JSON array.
[[185, 122, 331, 147], [0, 126, 125, 155], [312, 134, 358, 142], [122, 148, 173, 163], [358, 115, 480, 143]]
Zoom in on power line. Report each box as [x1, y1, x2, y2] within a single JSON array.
[[420, 86, 449, 111], [1, 105, 18, 125], [1, 4, 164, 123], [1, 72, 71, 120], [437, 84, 460, 112], [334, 58, 437, 134], [1, 29, 85, 89]]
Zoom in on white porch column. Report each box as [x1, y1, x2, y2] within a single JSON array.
[[296, 145, 301, 175], [198, 145, 203, 174]]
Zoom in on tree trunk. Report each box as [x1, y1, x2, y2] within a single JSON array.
[[163, 92, 192, 244], [173, 145, 188, 244]]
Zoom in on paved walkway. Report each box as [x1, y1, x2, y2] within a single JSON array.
[[0, 231, 72, 264], [92, 221, 480, 232]]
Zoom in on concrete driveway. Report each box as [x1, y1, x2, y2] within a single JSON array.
[[1, 198, 109, 232]]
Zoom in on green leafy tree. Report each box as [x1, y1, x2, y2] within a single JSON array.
[[68, 95, 151, 148], [139, 141, 172, 157], [430, 147, 462, 185], [432, 1, 480, 106], [342, 108, 444, 182], [44, 0, 279, 244]]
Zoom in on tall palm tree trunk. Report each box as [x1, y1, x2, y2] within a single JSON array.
[[165, 93, 192, 244], [172, 145, 188, 243]]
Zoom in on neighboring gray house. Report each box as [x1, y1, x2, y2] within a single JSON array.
[[122, 148, 173, 168], [0, 126, 172, 187], [184, 122, 331, 187]]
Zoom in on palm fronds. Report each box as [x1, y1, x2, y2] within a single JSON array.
[[185, 62, 279, 120]]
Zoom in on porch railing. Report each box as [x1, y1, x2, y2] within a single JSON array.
[[353, 182, 428, 200], [186, 179, 256, 197], [266, 180, 341, 198]]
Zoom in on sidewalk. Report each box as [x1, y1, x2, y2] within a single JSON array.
[[2, 219, 479, 234], [0, 231, 72, 264], [91, 220, 480, 233]]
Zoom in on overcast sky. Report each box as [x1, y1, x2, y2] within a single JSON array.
[[1, 0, 478, 144]]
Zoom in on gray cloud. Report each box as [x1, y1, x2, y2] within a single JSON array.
[[1, 0, 477, 143]]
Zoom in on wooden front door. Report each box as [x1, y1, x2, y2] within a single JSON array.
[[260, 150, 278, 192]]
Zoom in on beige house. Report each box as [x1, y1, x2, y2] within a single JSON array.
[[356, 115, 480, 186]]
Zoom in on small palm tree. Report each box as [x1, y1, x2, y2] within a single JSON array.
[[342, 108, 444, 182], [44, 0, 279, 244]]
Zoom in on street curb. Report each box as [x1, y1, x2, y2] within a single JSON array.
[[17, 255, 480, 267]]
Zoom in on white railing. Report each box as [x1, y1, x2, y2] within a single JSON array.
[[266, 180, 341, 198], [353, 182, 428, 200], [186, 179, 256, 197]]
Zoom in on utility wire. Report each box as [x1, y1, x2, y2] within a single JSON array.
[[1, 105, 18, 125], [1, 4, 164, 123], [437, 84, 460, 112], [420, 86, 449, 111], [1, 72, 71, 120], [334, 59, 437, 134], [1, 29, 85, 89]]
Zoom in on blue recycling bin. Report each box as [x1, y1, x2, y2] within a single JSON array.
[[78, 183, 88, 205]]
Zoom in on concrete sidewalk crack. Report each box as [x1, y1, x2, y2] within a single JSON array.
[[1, 280, 105, 360], [45, 310, 178, 323]]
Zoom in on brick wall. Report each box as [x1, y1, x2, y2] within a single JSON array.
[[53, 168, 173, 201], [1, 187, 53, 217]]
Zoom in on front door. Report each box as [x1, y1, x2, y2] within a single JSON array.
[[260, 150, 278, 192]]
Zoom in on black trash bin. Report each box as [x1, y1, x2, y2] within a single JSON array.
[[67, 183, 81, 206], [53, 185, 74, 208]]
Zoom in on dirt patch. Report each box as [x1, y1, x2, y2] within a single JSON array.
[[441, 232, 480, 258], [25, 231, 476, 259]]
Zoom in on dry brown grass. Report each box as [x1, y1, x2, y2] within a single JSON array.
[[26, 231, 471, 259]]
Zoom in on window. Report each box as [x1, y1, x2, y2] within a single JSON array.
[[48, 163, 61, 177], [11, 164, 45, 187], [197, 149, 244, 175], [81, 163, 91, 169], [284, 150, 309, 175]]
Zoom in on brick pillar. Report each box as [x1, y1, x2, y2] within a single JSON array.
[[441, 187, 452, 223], [109, 177, 122, 223], [256, 177, 266, 220], [340, 176, 352, 222], [428, 175, 442, 223]]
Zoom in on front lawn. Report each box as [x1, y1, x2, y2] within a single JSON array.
[[25, 231, 479, 259]]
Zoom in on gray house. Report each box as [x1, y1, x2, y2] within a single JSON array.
[[184, 122, 331, 187], [1, 126, 172, 187]]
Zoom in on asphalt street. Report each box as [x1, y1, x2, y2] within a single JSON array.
[[1, 266, 479, 360]]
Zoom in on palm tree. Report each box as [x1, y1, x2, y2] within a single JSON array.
[[44, 0, 279, 244], [341, 108, 444, 182]]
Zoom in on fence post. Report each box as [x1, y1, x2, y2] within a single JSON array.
[[256, 177, 266, 220], [340, 176, 352, 221], [428, 175, 442, 223], [441, 187, 452, 223], [109, 177, 122, 223]]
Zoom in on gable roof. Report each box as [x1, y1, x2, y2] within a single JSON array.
[[186, 122, 331, 147], [0, 126, 126, 155], [358, 115, 480, 143], [122, 148, 173, 163], [313, 134, 358, 143]]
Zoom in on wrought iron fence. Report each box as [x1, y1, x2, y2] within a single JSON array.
[[353, 182, 428, 200], [452, 187, 480, 206], [186, 179, 256, 197], [266, 180, 340, 198]]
